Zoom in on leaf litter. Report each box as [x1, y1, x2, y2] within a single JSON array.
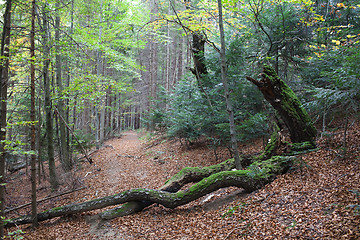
[[5, 121, 360, 239]]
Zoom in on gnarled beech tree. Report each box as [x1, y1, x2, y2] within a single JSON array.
[[5, 65, 316, 227]]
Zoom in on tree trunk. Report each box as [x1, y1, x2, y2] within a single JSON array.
[[0, 0, 12, 237], [246, 65, 317, 145], [97, 0, 105, 145], [30, 0, 38, 228], [42, 4, 59, 190], [100, 157, 239, 219], [184, 1, 207, 85], [190, 32, 207, 79], [217, 0, 242, 170], [55, 0, 71, 171], [5, 156, 294, 227]]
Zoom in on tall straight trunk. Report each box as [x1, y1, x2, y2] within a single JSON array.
[[42, 6, 59, 190], [37, 95, 41, 184], [176, 36, 184, 87], [0, 0, 12, 237], [97, 0, 105, 147], [165, 5, 171, 92], [55, 0, 71, 171], [217, 0, 242, 169], [94, 105, 100, 149], [148, 0, 158, 123], [65, 60, 71, 163], [84, 99, 91, 134], [30, 0, 38, 227]]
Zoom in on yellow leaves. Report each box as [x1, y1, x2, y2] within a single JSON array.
[[300, 14, 325, 26], [314, 52, 323, 57], [300, 0, 314, 6], [334, 2, 360, 9], [9, 65, 18, 72], [332, 39, 341, 45], [309, 44, 327, 50], [346, 35, 356, 38], [336, 2, 346, 8], [313, 14, 325, 22]]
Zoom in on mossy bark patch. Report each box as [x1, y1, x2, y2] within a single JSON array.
[[161, 158, 236, 192], [246, 65, 317, 145]]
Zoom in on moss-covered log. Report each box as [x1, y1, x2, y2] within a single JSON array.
[[99, 157, 240, 219], [5, 156, 294, 227], [160, 157, 238, 192], [246, 65, 317, 145], [98, 157, 240, 219]]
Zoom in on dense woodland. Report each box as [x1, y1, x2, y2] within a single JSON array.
[[0, 0, 359, 239]]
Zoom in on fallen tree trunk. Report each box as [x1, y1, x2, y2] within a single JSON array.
[[6, 156, 294, 227], [100, 127, 290, 220], [7, 162, 26, 173], [5, 187, 85, 214], [99, 157, 242, 219]]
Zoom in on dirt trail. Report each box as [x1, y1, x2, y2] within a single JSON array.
[[82, 131, 236, 239], [99, 131, 146, 193]]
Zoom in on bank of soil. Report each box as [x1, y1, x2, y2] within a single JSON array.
[[5, 123, 360, 239]]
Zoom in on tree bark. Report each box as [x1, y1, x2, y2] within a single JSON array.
[[0, 0, 12, 237], [217, 0, 242, 170], [42, 3, 59, 190], [30, 0, 38, 227], [5, 156, 294, 227], [55, 0, 71, 171], [100, 157, 240, 219], [190, 32, 208, 79], [246, 65, 317, 145]]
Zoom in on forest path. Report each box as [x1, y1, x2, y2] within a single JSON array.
[[88, 130, 233, 200], [99, 131, 147, 194], [83, 131, 246, 239]]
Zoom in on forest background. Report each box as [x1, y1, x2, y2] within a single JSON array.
[[0, 0, 359, 238]]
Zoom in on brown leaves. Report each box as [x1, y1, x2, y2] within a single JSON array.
[[5, 122, 360, 239]]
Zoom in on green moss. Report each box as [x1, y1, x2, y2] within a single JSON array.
[[182, 170, 250, 197], [176, 156, 294, 198], [290, 141, 316, 151], [129, 188, 147, 193], [176, 191, 185, 198], [263, 65, 317, 139], [264, 65, 303, 120], [256, 129, 279, 161], [45, 206, 64, 213], [248, 156, 294, 179], [102, 202, 133, 217], [164, 158, 235, 185]]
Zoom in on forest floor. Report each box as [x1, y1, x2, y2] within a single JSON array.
[[4, 120, 360, 239]]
